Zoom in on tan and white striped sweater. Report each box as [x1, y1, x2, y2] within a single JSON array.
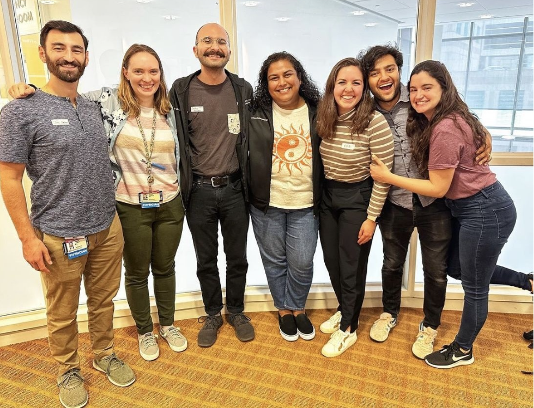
[[320, 109, 394, 220]]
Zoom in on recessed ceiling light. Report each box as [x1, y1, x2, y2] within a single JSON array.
[[365, 23, 377, 27], [480, 14, 493, 19], [163, 15, 179, 20], [351, 11, 365, 16], [275, 17, 291, 22], [458, 2, 475, 7], [243, 1, 260, 6]]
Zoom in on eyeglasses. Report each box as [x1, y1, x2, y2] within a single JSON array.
[[196, 36, 228, 46]]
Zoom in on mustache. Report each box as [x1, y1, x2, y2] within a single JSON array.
[[203, 51, 225, 58]]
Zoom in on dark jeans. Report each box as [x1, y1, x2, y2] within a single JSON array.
[[117, 195, 185, 335], [448, 218, 532, 292], [446, 182, 517, 350], [186, 178, 249, 316], [378, 196, 451, 329], [320, 178, 373, 333]]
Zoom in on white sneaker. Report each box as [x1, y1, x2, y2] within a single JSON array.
[[321, 330, 357, 358], [159, 326, 188, 352], [319, 311, 342, 334], [412, 323, 437, 359], [138, 332, 159, 361], [369, 312, 397, 342]]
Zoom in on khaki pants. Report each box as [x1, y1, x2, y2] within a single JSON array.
[[36, 214, 123, 376]]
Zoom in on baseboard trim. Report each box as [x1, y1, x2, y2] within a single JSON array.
[[1, 285, 531, 346]]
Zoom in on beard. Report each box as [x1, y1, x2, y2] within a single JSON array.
[[45, 53, 86, 83]]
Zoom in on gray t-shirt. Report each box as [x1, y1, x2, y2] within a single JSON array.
[[188, 77, 239, 176], [0, 90, 116, 237]]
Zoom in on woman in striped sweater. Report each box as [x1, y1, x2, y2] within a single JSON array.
[[316, 57, 394, 357]]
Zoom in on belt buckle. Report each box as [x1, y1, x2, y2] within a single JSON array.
[[211, 176, 225, 187]]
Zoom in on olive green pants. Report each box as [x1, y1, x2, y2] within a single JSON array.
[[116, 195, 184, 335]]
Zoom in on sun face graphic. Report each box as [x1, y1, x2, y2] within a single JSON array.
[[272, 124, 312, 175]]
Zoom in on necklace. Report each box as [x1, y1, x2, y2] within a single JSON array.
[[136, 108, 157, 192]]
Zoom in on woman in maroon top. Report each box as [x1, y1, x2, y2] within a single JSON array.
[[370, 60, 518, 369]]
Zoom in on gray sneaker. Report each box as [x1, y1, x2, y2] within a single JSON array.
[[138, 332, 159, 361], [93, 353, 135, 387], [57, 368, 88, 408], [159, 326, 188, 352], [227, 312, 255, 342], [198, 314, 223, 347]]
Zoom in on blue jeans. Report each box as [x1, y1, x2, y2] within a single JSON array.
[[250, 205, 318, 311], [446, 181, 516, 350]]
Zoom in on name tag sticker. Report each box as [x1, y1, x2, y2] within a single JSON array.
[[191, 106, 204, 113], [62, 236, 89, 259], [341, 142, 355, 150], [52, 119, 69, 126]]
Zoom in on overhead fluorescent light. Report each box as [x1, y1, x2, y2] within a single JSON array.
[[365, 23, 377, 27], [243, 1, 260, 6], [137, 0, 153, 3], [351, 11, 366, 16], [39, 0, 56, 4], [458, 2, 475, 7], [480, 14, 493, 19], [275, 17, 291, 22]]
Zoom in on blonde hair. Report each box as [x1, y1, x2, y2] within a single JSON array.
[[118, 44, 171, 117]]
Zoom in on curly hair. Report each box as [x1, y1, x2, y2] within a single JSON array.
[[407, 60, 486, 175], [316, 58, 374, 139], [252, 51, 320, 110], [358, 43, 403, 78], [118, 44, 171, 118]]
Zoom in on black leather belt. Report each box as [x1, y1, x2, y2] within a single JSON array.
[[193, 171, 240, 187]]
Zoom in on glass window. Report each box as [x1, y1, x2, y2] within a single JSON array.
[[432, 6, 533, 152]]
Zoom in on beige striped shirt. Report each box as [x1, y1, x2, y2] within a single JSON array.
[[320, 109, 394, 220], [113, 106, 179, 205]]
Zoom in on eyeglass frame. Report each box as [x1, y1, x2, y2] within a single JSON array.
[[195, 36, 229, 46]]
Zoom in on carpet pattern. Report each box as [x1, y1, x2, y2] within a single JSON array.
[[0, 307, 532, 407]]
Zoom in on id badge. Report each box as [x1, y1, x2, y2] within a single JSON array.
[[139, 191, 163, 208], [63, 236, 89, 259]]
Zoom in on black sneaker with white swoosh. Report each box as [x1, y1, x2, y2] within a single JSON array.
[[424, 341, 474, 369]]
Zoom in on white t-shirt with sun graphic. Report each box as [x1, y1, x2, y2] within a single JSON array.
[[269, 102, 313, 209]]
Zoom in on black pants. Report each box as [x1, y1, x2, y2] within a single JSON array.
[[186, 178, 249, 315], [319, 178, 373, 333], [378, 197, 451, 329]]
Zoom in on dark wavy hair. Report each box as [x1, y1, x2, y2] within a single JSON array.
[[358, 43, 403, 77], [316, 58, 374, 139], [40, 20, 88, 50], [407, 60, 486, 175], [252, 51, 320, 110]]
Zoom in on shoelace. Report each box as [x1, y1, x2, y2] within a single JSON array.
[[165, 326, 183, 340], [441, 342, 461, 360], [100, 353, 125, 375], [198, 315, 221, 330], [230, 313, 250, 326], [417, 329, 435, 344], [140, 333, 158, 349], [59, 369, 84, 389]]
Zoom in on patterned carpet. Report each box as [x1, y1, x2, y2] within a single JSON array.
[[0, 307, 532, 408]]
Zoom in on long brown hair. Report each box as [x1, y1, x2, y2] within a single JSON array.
[[316, 58, 374, 139], [118, 44, 171, 118], [407, 60, 486, 175]]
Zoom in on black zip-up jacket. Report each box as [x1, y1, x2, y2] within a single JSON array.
[[248, 103, 323, 216], [169, 70, 252, 210]]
